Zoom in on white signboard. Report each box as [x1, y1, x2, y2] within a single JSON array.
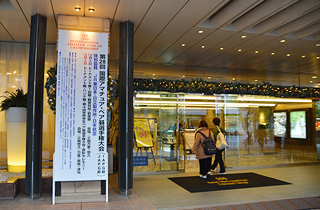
[[54, 30, 108, 182]]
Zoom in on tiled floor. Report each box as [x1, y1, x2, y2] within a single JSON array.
[[1, 163, 320, 209]]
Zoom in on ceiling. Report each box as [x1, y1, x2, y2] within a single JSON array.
[[1, 0, 320, 87]]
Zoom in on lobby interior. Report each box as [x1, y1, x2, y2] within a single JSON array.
[[0, 0, 320, 209]]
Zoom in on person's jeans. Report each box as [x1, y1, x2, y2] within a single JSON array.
[[199, 157, 212, 175], [211, 149, 225, 172]]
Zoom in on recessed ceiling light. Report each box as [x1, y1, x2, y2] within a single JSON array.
[[220, 47, 224, 50], [255, 51, 259, 54], [238, 49, 242, 52], [201, 45, 205, 48], [280, 39, 286, 43], [6, 72, 12, 75], [271, 52, 275, 55], [181, 43, 185, 47], [241, 35, 247, 39], [310, 81, 313, 83], [74, 6, 81, 11], [317, 57, 320, 59], [302, 55, 306, 58], [208, 77, 211, 79], [152, 74, 155, 76], [88, 8, 95, 12], [232, 78, 235, 80], [316, 44, 320, 47], [198, 30, 204, 34], [318, 83, 320, 86], [287, 54, 290, 57], [182, 75, 185, 78], [13, 71, 17, 74], [255, 79, 258, 82], [312, 76, 317, 79]]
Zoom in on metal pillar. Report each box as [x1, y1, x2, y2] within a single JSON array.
[[25, 14, 47, 199], [118, 21, 134, 196]]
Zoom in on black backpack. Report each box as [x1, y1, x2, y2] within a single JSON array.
[[197, 131, 217, 155]]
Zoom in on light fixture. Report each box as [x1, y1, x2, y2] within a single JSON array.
[[318, 83, 320, 86], [181, 43, 185, 47], [237, 97, 312, 103], [6, 72, 12, 75], [255, 51, 259, 54], [182, 75, 185, 78], [208, 77, 211, 79], [152, 74, 155, 76], [238, 49, 241, 52], [280, 39, 286, 43], [136, 94, 160, 98], [88, 8, 95, 12], [302, 55, 306, 58], [316, 44, 320, 47], [255, 79, 258, 82], [220, 47, 224, 50], [287, 54, 290, 57], [74, 6, 81, 11], [271, 52, 275, 55], [232, 78, 235, 80], [312, 76, 317, 79], [198, 30, 203, 34], [201, 45, 205, 48], [310, 81, 313, 83], [134, 100, 276, 107], [317, 57, 319, 59], [241, 35, 247, 39]]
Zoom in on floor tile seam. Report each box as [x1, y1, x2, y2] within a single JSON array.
[[132, 184, 156, 207], [287, 198, 310, 209], [301, 197, 320, 207], [259, 202, 272, 210]]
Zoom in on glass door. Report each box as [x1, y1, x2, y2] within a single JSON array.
[[158, 93, 180, 171]]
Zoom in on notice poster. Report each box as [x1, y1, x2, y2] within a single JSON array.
[[274, 112, 287, 137], [290, 111, 306, 139], [134, 119, 153, 147], [54, 30, 108, 181]]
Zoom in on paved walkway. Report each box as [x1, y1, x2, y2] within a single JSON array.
[[0, 164, 320, 209]]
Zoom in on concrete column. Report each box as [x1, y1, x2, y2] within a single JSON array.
[[25, 13, 47, 199], [118, 21, 134, 195]]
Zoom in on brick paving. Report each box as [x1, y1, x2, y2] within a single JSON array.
[[0, 173, 319, 210]]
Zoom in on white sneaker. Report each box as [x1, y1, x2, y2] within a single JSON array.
[[218, 172, 226, 175], [207, 171, 211, 175], [199, 175, 207, 179]]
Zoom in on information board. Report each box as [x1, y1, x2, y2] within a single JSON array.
[[54, 30, 108, 181], [134, 119, 153, 147]]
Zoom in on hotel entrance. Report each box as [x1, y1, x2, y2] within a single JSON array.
[[133, 92, 319, 174]]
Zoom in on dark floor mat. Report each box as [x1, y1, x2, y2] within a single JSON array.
[[168, 172, 291, 193]]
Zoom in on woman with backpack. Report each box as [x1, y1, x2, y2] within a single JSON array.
[[211, 117, 227, 175], [192, 120, 214, 179]]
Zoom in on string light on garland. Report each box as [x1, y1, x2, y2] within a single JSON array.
[[44, 66, 119, 113], [45, 66, 320, 113]]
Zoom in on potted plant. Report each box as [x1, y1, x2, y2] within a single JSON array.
[[0, 88, 27, 172], [0, 88, 27, 111]]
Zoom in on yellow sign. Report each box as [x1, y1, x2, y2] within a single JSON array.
[[207, 177, 249, 185], [134, 119, 153, 147]]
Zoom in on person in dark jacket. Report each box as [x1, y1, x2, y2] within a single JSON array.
[[192, 120, 214, 179], [211, 117, 226, 174]]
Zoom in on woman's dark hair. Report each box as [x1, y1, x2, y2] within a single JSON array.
[[198, 120, 208, 128], [213, 117, 220, 126]]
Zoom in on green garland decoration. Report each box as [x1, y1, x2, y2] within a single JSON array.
[[45, 67, 320, 112], [44, 66, 118, 113], [134, 78, 320, 98]]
